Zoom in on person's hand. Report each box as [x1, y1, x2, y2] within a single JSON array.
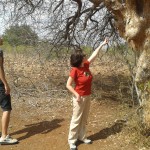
[[102, 37, 109, 45], [76, 94, 81, 102], [5, 84, 10, 95]]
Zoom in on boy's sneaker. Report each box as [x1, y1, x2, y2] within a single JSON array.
[[80, 138, 92, 144], [69, 143, 77, 150], [0, 135, 18, 145]]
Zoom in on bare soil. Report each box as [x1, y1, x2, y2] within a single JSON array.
[[1, 99, 137, 150]]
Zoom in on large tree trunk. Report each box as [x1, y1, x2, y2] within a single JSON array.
[[102, 0, 150, 130]]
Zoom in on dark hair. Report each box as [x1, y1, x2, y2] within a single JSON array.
[[70, 50, 86, 67]]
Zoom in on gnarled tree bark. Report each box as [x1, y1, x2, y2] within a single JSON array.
[[103, 0, 150, 130]]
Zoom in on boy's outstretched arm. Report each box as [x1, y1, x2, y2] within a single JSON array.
[[88, 38, 108, 63]]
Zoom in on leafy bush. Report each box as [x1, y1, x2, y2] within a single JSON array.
[[3, 24, 39, 46]]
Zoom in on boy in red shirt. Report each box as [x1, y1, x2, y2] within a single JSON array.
[[66, 38, 108, 150]]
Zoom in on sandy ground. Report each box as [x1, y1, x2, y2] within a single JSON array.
[[0, 98, 137, 150]]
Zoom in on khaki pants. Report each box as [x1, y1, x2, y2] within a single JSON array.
[[68, 95, 91, 144]]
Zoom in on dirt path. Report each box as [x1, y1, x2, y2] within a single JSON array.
[[0, 99, 137, 150]]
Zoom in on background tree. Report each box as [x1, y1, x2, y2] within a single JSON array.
[[3, 24, 39, 46]]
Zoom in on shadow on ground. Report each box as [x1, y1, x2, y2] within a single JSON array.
[[88, 120, 126, 141], [75, 120, 126, 149], [11, 118, 64, 141]]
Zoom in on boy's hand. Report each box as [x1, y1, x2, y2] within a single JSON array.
[[5, 84, 10, 95], [76, 94, 81, 102], [102, 38, 109, 45]]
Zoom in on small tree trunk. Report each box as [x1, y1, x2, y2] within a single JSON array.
[[135, 49, 150, 131]]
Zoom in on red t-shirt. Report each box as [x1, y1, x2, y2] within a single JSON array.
[[69, 61, 93, 96]]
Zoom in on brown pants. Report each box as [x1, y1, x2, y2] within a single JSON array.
[[68, 95, 91, 144]]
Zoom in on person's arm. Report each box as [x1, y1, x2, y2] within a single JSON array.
[[66, 76, 81, 102], [88, 38, 108, 63], [0, 57, 10, 95]]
